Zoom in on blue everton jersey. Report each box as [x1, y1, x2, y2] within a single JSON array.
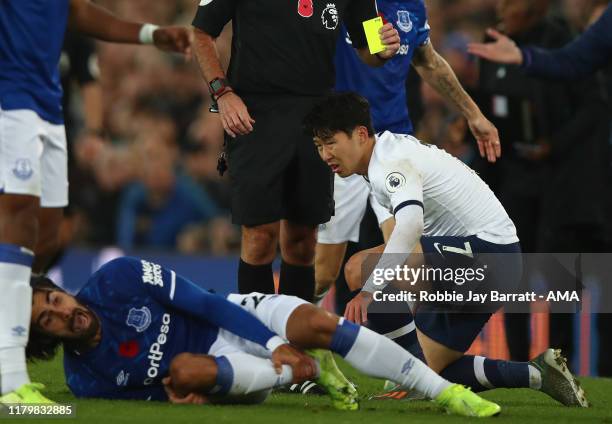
[[334, 0, 430, 133], [0, 1, 69, 124], [64, 257, 279, 401]]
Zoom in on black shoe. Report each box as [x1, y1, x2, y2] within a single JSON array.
[[281, 380, 327, 395]]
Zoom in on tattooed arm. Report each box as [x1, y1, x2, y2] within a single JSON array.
[[412, 41, 501, 163]]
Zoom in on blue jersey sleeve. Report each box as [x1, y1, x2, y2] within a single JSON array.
[[522, 4, 612, 79], [414, 2, 430, 47], [101, 257, 284, 351]]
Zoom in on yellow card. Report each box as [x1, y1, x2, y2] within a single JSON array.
[[362, 17, 385, 55]]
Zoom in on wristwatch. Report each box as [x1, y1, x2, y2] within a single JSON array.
[[209, 77, 232, 100]]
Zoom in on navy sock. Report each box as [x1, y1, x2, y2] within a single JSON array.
[[367, 312, 424, 361], [440, 355, 532, 392], [238, 260, 275, 294], [278, 261, 314, 302], [366, 285, 424, 360]]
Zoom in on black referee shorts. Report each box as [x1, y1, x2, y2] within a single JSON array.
[[225, 94, 334, 227]]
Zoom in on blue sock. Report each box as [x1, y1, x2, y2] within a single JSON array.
[[440, 355, 537, 392], [211, 356, 234, 395], [329, 318, 360, 357]]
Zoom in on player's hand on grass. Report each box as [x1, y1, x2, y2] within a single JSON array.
[[468, 115, 501, 163], [344, 291, 373, 325], [217, 92, 256, 138], [162, 377, 209, 405], [378, 23, 401, 60], [271, 344, 318, 383], [467, 29, 523, 65]]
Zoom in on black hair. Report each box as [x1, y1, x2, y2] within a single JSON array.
[[26, 276, 66, 362], [303, 92, 375, 140]]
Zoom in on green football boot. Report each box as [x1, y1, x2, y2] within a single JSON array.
[[0, 383, 55, 406], [434, 384, 501, 417], [307, 349, 359, 411]]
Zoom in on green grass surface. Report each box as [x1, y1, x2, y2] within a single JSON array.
[[10, 353, 612, 424]]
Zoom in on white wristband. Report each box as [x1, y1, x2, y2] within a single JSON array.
[[138, 23, 159, 45], [265, 336, 288, 352]]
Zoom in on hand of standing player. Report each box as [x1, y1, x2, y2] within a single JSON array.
[[153, 26, 193, 57], [218, 92, 256, 138], [377, 23, 401, 60], [468, 114, 501, 163], [344, 291, 373, 325], [467, 29, 524, 65], [271, 344, 318, 383]]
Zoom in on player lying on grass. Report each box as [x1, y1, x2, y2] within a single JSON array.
[[304, 92, 589, 408], [26, 257, 500, 417]]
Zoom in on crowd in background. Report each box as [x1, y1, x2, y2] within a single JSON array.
[[62, 0, 611, 256]]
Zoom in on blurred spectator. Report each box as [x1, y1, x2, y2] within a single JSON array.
[[476, 0, 609, 365], [116, 135, 222, 252]]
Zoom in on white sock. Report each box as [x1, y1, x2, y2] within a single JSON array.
[[0, 251, 34, 394], [344, 325, 451, 399], [219, 353, 296, 396], [528, 364, 542, 390]]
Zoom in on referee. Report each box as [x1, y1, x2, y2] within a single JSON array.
[[192, 1, 400, 301]]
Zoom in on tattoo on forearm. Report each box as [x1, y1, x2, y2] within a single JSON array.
[[415, 45, 477, 117], [432, 61, 478, 117]]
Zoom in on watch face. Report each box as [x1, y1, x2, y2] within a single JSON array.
[[210, 78, 225, 93]]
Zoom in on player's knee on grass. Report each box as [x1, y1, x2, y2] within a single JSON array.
[[0, 194, 40, 248], [417, 330, 463, 373], [285, 304, 339, 348], [169, 353, 217, 396], [241, 224, 279, 264]]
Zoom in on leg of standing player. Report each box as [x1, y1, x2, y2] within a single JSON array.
[[0, 110, 65, 402], [315, 175, 370, 302], [229, 96, 331, 302], [239, 222, 279, 295], [314, 242, 347, 301], [0, 194, 37, 395], [278, 220, 318, 302]]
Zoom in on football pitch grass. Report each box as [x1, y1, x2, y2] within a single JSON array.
[[15, 352, 612, 424]]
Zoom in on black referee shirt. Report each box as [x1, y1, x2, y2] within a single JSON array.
[[193, 0, 377, 96]]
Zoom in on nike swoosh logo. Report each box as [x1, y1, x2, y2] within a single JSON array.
[[433, 242, 444, 256], [433, 242, 474, 258]]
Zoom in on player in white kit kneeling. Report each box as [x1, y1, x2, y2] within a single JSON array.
[[303, 92, 589, 408]]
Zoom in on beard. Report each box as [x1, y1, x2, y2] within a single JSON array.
[[63, 306, 101, 353]]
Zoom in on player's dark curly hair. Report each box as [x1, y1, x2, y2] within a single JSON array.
[[26, 276, 66, 362], [303, 92, 375, 140]]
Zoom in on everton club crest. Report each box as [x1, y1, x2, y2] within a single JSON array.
[[396, 10, 413, 33]]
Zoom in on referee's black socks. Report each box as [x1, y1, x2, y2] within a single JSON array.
[[279, 261, 315, 302], [238, 259, 275, 294]]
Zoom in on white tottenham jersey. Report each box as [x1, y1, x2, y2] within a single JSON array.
[[368, 131, 518, 244]]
